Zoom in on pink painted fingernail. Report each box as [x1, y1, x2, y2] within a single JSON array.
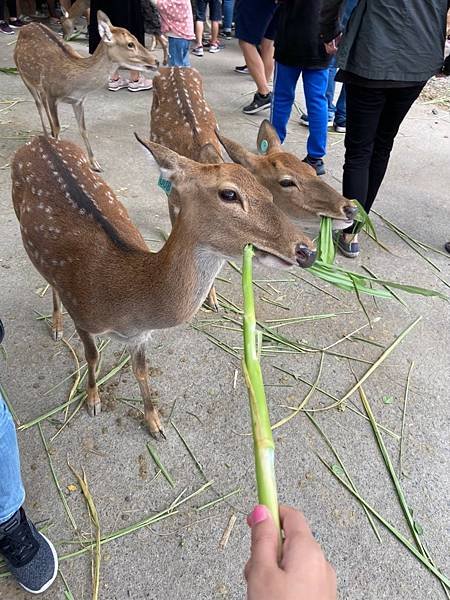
[[247, 505, 269, 527]]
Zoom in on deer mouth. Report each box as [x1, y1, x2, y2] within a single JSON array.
[[253, 244, 316, 269]]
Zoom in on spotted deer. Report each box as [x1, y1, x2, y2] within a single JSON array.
[[150, 67, 357, 308], [14, 12, 158, 172], [12, 135, 316, 436], [61, 0, 90, 40]]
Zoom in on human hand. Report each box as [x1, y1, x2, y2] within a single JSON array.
[[324, 34, 342, 55], [245, 505, 336, 600]]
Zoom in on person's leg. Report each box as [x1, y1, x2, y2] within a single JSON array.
[[260, 37, 274, 84], [326, 55, 337, 121], [208, 0, 221, 48], [239, 40, 270, 95], [222, 0, 234, 31], [334, 83, 346, 127], [342, 84, 386, 229], [6, 0, 17, 19], [0, 394, 25, 525], [270, 62, 300, 143], [195, 19, 204, 46], [168, 37, 191, 67], [302, 68, 329, 160], [365, 84, 425, 212]]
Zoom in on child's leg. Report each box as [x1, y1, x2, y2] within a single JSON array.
[[0, 393, 25, 524], [194, 0, 207, 46], [169, 37, 191, 67], [302, 68, 329, 158], [270, 61, 301, 144]]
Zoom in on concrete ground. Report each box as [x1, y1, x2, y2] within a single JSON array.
[[0, 29, 449, 600]]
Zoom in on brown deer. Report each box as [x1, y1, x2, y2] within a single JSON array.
[[14, 12, 158, 172], [150, 67, 357, 308], [61, 0, 90, 40], [12, 135, 316, 437]]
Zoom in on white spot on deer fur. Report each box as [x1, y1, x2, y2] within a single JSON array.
[[38, 202, 44, 209], [45, 206, 52, 214]]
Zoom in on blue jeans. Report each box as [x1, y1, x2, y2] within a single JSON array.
[[222, 0, 234, 30], [326, 56, 346, 125], [168, 37, 191, 67], [0, 392, 25, 524], [271, 62, 329, 158]]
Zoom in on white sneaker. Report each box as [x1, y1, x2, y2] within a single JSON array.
[[108, 76, 130, 91], [128, 76, 153, 92]]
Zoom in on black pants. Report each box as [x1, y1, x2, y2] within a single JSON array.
[[0, 0, 17, 20], [343, 83, 425, 233]]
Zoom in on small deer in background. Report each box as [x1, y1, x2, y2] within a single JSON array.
[[150, 67, 357, 308], [12, 135, 316, 436], [14, 11, 158, 172], [60, 0, 90, 40]]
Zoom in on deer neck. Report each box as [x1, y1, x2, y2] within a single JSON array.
[[82, 42, 119, 86], [136, 215, 224, 329]]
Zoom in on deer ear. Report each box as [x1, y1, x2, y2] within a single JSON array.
[[61, 7, 69, 18], [257, 119, 282, 154], [97, 10, 113, 43], [217, 133, 258, 169], [135, 133, 194, 183], [198, 143, 222, 165]]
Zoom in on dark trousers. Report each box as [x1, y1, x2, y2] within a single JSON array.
[[343, 83, 425, 233], [0, 0, 17, 20]]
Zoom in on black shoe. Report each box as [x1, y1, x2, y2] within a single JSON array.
[[302, 154, 325, 176], [219, 30, 232, 40], [0, 508, 58, 594], [234, 65, 249, 74], [243, 91, 272, 114], [445, 242, 450, 254]]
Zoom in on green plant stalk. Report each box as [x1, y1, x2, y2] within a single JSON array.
[[242, 245, 280, 535], [319, 456, 450, 589], [399, 361, 414, 477], [146, 442, 175, 488]]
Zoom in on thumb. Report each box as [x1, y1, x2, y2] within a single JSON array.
[[247, 505, 279, 571]]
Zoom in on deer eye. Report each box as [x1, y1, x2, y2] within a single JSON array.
[[219, 189, 239, 203], [279, 179, 296, 188], [128, 42, 135, 49]]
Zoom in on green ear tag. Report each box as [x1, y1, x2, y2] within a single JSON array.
[[158, 175, 172, 195], [259, 139, 269, 154]]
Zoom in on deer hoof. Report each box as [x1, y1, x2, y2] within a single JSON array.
[[52, 327, 64, 341], [87, 401, 102, 417], [146, 409, 165, 439], [90, 160, 102, 173]]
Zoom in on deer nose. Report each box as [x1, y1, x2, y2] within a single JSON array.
[[154, 59, 160, 68], [295, 244, 316, 268], [344, 205, 358, 219]]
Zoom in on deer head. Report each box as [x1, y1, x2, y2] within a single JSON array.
[[97, 11, 159, 72], [218, 120, 357, 230], [136, 135, 317, 269], [60, 7, 76, 40]]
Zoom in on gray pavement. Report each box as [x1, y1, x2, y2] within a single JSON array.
[[0, 31, 449, 600]]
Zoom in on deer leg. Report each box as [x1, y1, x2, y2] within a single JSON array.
[[51, 287, 64, 341], [77, 328, 101, 416], [157, 35, 168, 65], [73, 101, 102, 172], [131, 344, 165, 439], [26, 86, 50, 136], [43, 96, 61, 139]]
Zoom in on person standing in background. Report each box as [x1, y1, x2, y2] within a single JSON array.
[[300, 0, 357, 133], [320, 0, 449, 258], [89, 0, 153, 91], [192, 0, 222, 55], [234, 0, 278, 114], [271, 0, 334, 175], [220, 0, 234, 39], [158, 0, 195, 66], [0, 0, 26, 34]]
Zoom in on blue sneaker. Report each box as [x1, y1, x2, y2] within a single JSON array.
[[334, 232, 360, 258]]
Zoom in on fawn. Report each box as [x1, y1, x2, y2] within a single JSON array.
[[14, 11, 158, 172]]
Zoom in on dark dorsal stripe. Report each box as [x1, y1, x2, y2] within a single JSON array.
[[35, 22, 77, 58], [41, 137, 132, 252]]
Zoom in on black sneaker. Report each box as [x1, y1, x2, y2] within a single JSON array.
[[445, 242, 450, 254], [0, 508, 58, 594], [219, 30, 232, 40], [303, 154, 326, 176], [8, 18, 26, 28], [243, 91, 272, 114], [234, 65, 249, 74]]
